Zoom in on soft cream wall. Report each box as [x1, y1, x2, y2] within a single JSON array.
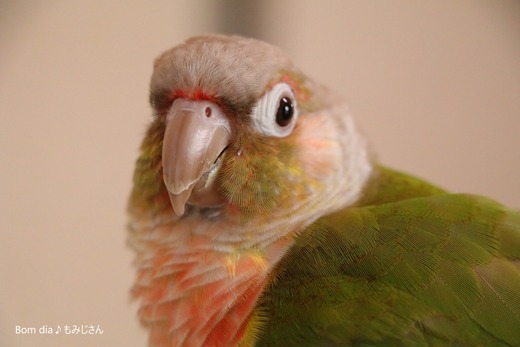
[[1, 1, 518, 347]]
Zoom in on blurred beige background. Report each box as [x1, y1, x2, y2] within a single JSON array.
[[1, 1, 518, 346]]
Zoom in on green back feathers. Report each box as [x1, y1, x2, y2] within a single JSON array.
[[354, 165, 447, 206], [254, 166, 520, 346]]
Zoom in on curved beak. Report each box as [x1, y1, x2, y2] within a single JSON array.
[[162, 98, 231, 216]]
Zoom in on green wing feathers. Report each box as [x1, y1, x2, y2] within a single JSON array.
[[256, 192, 520, 346]]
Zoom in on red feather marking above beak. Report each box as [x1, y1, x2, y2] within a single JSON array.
[[171, 88, 218, 104]]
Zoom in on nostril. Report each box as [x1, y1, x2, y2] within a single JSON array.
[[205, 107, 212, 117]]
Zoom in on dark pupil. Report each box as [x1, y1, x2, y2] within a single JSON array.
[[276, 97, 294, 127]]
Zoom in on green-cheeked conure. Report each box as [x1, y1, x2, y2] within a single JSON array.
[[127, 34, 520, 347]]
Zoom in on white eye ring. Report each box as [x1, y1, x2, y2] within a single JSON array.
[[251, 83, 298, 138]]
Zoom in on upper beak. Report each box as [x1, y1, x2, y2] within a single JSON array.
[[162, 98, 231, 216]]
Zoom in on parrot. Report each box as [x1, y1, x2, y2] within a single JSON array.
[[127, 34, 520, 347]]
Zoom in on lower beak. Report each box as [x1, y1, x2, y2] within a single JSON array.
[[162, 98, 231, 216]]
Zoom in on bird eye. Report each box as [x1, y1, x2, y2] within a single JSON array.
[[276, 97, 294, 127], [251, 83, 298, 138]]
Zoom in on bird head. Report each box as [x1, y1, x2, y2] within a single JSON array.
[[131, 34, 371, 227]]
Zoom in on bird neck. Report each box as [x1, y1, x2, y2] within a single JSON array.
[[130, 212, 298, 347]]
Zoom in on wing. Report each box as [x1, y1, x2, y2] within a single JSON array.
[[254, 193, 520, 346]]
